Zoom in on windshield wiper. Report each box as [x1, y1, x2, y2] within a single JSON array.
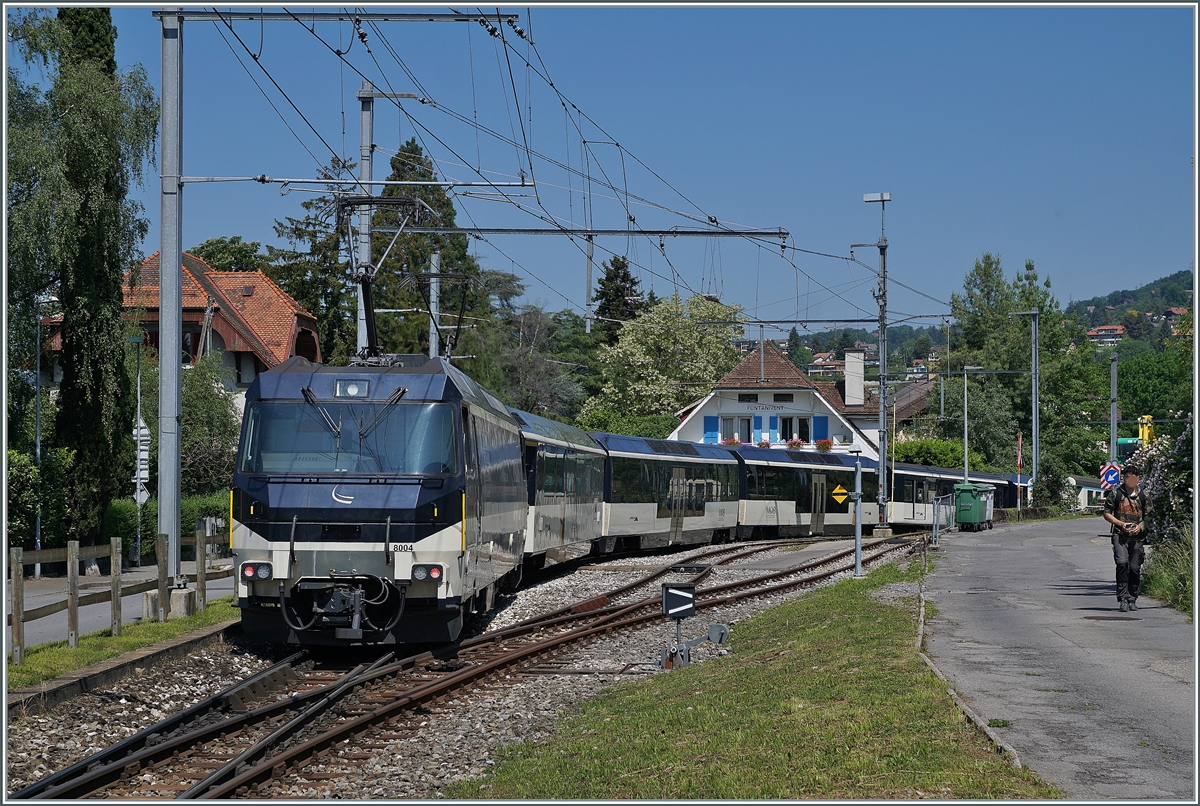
[[359, 387, 408, 439], [301, 386, 341, 441]]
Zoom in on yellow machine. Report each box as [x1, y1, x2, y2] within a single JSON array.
[[1138, 415, 1154, 445]]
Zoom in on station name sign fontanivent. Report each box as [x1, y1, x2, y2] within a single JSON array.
[[745, 404, 785, 411]]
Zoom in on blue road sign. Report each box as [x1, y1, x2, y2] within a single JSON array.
[[1101, 462, 1121, 489]]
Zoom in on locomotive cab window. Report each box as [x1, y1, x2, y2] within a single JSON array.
[[239, 401, 459, 475]]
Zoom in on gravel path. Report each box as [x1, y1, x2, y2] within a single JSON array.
[[5, 543, 913, 798]]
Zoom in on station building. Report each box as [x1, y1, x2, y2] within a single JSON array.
[[667, 341, 883, 461]]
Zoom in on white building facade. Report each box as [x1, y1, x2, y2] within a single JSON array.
[[668, 343, 880, 462]]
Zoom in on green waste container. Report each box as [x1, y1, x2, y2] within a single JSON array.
[[954, 483, 994, 532]]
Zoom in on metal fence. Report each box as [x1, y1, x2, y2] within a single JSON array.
[[931, 494, 956, 548]]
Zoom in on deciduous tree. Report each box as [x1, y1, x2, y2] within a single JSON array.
[[7, 9, 158, 542], [578, 294, 743, 420]]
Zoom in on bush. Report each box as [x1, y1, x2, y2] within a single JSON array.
[[102, 492, 228, 560], [1142, 526, 1193, 617], [6, 447, 76, 550]]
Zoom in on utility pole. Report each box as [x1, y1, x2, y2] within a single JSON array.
[[1109, 353, 1118, 460], [429, 251, 440, 359], [585, 235, 595, 334], [759, 323, 766, 382], [853, 192, 890, 532], [159, 7, 183, 588], [356, 81, 374, 355], [1011, 310, 1040, 494]]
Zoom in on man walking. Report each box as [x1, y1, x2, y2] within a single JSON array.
[[1102, 465, 1150, 612]]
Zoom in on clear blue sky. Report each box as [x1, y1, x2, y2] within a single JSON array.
[[13, 4, 1196, 337]]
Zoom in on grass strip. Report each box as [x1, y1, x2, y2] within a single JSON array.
[[6, 597, 238, 692], [1142, 527, 1194, 618], [446, 561, 1062, 800]]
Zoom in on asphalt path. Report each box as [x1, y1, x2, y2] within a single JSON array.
[[7, 562, 235, 651], [924, 517, 1195, 800]]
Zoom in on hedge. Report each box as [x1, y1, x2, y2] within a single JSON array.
[[102, 492, 229, 559]]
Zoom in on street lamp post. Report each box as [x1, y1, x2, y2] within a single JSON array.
[[963, 366, 983, 482], [33, 295, 58, 580], [852, 192, 891, 531], [849, 449, 863, 578], [129, 335, 145, 566], [34, 307, 42, 581], [1010, 311, 1039, 498]]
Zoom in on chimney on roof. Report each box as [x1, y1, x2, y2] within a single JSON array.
[[845, 349, 864, 406]]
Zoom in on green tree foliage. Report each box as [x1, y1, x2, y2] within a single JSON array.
[[368, 139, 487, 366], [190, 235, 269, 273], [494, 305, 584, 420], [179, 353, 241, 495], [912, 333, 933, 360], [785, 327, 812, 371], [578, 294, 743, 420], [891, 438, 984, 471], [7, 9, 159, 543], [573, 405, 680, 439], [592, 255, 643, 345], [1065, 269, 1192, 326], [550, 310, 603, 399], [266, 160, 357, 366], [6, 447, 75, 550], [118, 348, 241, 498], [1130, 414, 1193, 543]]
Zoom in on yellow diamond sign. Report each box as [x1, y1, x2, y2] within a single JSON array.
[[831, 485, 849, 505]]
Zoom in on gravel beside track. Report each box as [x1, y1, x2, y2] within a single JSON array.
[[6, 542, 915, 799]]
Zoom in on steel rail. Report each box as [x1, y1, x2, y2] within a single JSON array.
[[9, 651, 306, 800], [198, 540, 910, 799]]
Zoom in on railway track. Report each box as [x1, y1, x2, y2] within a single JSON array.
[[13, 536, 915, 799]]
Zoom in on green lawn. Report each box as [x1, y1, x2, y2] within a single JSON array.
[[445, 561, 1062, 800], [7, 598, 239, 692]]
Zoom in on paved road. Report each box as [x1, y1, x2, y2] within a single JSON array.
[[924, 517, 1194, 800], [7, 561, 235, 651]]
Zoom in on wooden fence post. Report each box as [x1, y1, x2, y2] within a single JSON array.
[[10, 548, 25, 666], [67, 541, 79, 647], [156, 534, 169, 622], [110, 537, 122, 636]]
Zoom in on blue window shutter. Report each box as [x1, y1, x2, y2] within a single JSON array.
[[703, 416, 719, 444], [813, 416, 829, 441], [769, 416, 779, 443], [753, 415, 762, 443]]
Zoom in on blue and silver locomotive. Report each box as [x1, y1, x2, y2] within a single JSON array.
[[231, 354, 525, 645]]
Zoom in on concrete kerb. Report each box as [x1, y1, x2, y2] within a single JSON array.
[[7, 619, 240, 721], [916, 543, 1023, 770]]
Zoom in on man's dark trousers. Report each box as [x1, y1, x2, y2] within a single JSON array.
[[1112, 532, 1145, 603]]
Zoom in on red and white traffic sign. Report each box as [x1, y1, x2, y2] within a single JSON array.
[[1100, 461, 1121, 490]]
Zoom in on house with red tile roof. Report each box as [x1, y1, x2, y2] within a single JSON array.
[[1086, 323, 1126, 346], [45, 252, 321, 391], [668, 342, 882, 459]]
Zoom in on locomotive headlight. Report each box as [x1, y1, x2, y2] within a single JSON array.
[[241, 562, 273, 581], [336, 379, 369, 398], [410, 564, 442, 583]]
